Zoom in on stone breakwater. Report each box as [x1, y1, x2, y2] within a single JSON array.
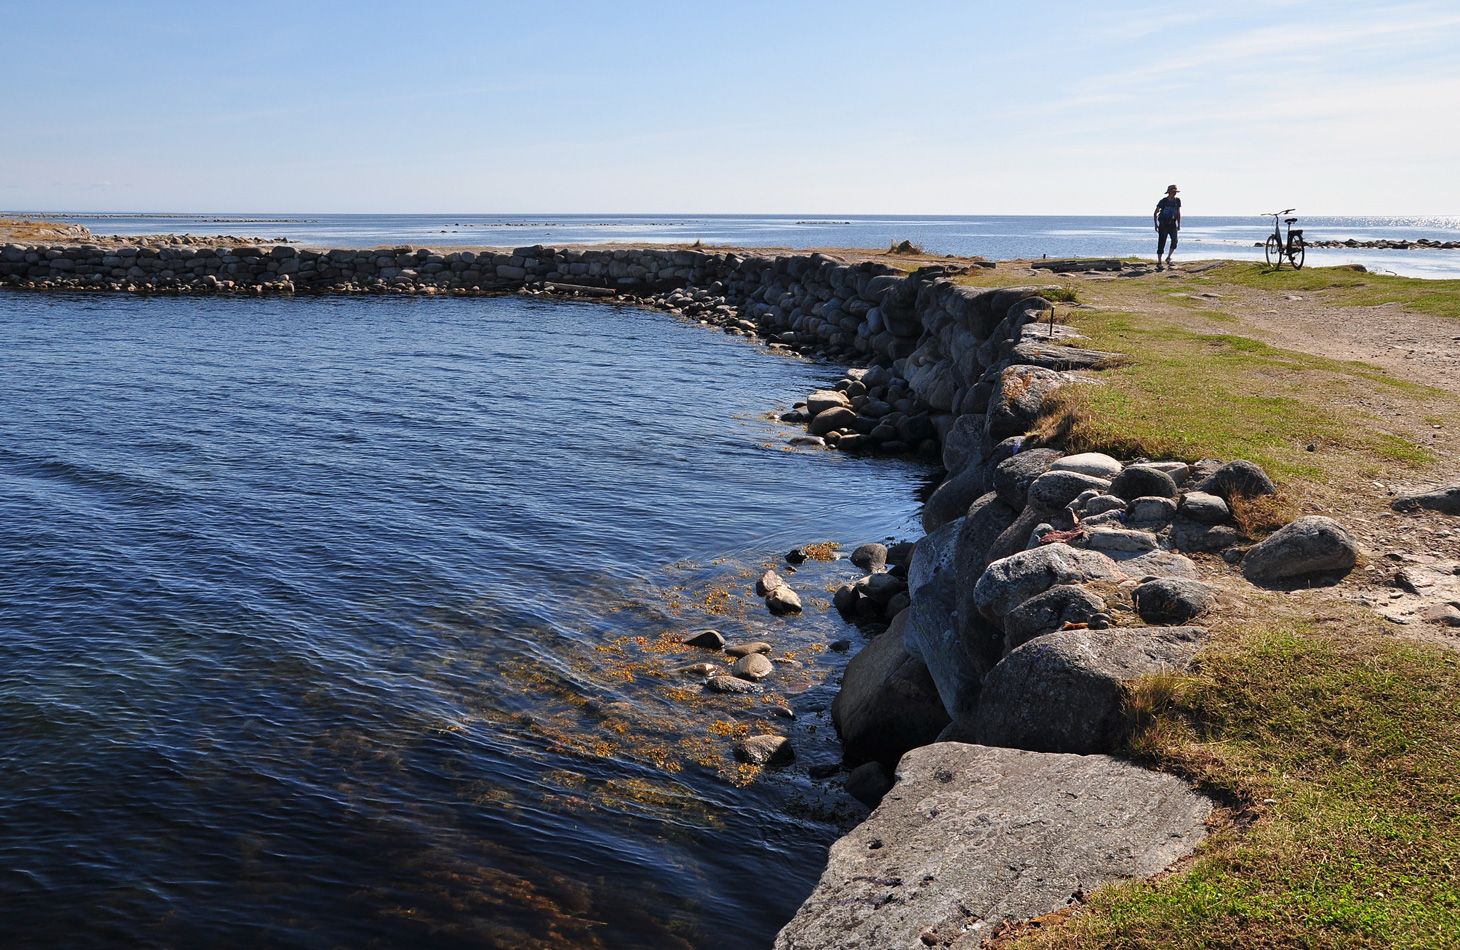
[[1278, 237, 1460, 250]]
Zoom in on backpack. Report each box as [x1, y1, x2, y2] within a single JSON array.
[[1157, 197, 1181, 223]]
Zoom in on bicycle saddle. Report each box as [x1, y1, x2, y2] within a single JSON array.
[[1284, 217, 1298, 224]]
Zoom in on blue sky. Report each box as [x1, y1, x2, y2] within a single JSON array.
[[2, 1, 1457, 215]]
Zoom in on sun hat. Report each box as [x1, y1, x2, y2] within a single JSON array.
[[1167, 185, 1180, 192]]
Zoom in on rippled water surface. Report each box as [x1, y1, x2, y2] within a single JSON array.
[[0, 292, 927, 948]]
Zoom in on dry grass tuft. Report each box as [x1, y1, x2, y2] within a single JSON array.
[[1228, 492, 1300, 539]]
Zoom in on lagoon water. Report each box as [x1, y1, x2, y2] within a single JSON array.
[[26, 212, 1460, 278], [0, 291, 928, 947]]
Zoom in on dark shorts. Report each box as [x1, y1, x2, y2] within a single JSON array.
[[1158, 224, 1179, 253]]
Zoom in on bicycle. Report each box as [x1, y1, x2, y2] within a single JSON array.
[[1263, 209, 1305, 269]]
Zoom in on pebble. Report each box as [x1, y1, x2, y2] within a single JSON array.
[[683, 629, 725, 650], [756, 570, 787, 596], [732, 653, 775, 681], [766, 585, 804, 615]]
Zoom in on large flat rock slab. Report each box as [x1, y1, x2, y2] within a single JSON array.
[[776, 743, 1210, 949]]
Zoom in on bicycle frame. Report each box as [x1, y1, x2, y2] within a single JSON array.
[[1263, 208, 1304, 269]]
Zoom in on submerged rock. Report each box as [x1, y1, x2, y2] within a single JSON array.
[[756, 570, 787, 596], [725, 641, 772, 658], [849, 542, 889, 572], [706, 675, 763, 695], [765, 585, 805, 615], [732, 653, 774, 681], [682, 629, 725, 650], [735, 734, 793, 767]]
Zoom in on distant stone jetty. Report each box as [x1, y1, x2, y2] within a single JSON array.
[[0, 240, 876, 298], [1261, 237, 1460, 250]]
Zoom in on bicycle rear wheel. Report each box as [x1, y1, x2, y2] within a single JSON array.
[[1265, 235, 1284, 268], [1289, 236, 1305, 270]]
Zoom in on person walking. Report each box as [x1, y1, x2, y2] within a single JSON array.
[[1154, 184, 1181, 270]]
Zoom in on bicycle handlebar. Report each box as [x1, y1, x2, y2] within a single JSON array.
[[1263, 208, 1297, 216]]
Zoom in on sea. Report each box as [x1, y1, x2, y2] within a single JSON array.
[[13, 212, 1460, 279], [0, 290, 930, 948]]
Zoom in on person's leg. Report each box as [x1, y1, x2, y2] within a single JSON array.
[[1156, 229, 1168, 268], [1166, 227, 1178, 264]]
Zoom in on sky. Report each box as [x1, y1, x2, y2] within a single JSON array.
[[2, 0, 1457, 216]]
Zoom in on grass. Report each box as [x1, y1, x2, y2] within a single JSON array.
[[1208, 262, 1460, 321], [1012, 607, 1460, 950], [1026, 311, 1445, 483], [1001, 265, 1460, 949]]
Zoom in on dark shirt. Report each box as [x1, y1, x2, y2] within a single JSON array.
[[1155, 196, 1181, 227]]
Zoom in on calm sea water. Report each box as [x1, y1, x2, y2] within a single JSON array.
[[0, 291, 928, 948], [16, 212, 1460, 279]]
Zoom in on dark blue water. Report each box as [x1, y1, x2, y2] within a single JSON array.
[[13, 212, 1460, 278], [0, 291, 926, 948]]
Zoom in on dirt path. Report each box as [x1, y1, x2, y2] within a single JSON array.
[[1197, 287, 1460, 397]]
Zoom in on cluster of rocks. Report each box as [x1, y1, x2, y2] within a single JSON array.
[[830, 542, 915, 622], [764, 278, 1126, 468], [1301, 238, 1460, 250], [831, 449, 1362, 776], [677, 623, 805, 767], [756, 569, 805, 616]]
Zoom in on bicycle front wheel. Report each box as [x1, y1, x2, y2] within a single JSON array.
[[1289, 236, 1305, 270], [1265, 235, 1284, 268]]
